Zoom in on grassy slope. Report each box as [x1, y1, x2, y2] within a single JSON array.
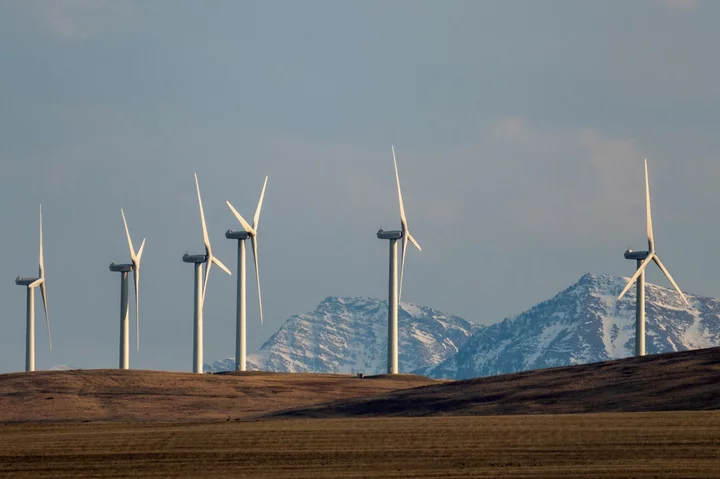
[[272, 346, 720, 418]]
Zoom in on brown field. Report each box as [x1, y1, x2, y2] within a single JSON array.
[[2, 349, 720, 477], [1, 412, 720, 478], [0, 370, 437, 423]]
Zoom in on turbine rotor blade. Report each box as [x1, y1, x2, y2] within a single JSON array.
[[38, 205, 51, 349], [41, 281, 51, 350], [407, 231, 422, 252], [133, 267, 140, 351], [226, 201, 255, 235], [618, 253, 655, 300], [253, 176, 268, 230], [392, 146, 407, 227], [136, 239, 146, 262], [251, 236, 264, 324], [195, 173, 211, 255], [212, 256, 232, 276], [202, 257, 212, 304], [645, 159, 655, 253], [653, 255, 689, 305], [121, 208, 138, 262]]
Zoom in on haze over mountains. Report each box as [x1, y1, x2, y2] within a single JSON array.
[[206, 274, 720, 378]]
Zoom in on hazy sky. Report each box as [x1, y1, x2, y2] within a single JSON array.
[[1, 0, 719, 373]]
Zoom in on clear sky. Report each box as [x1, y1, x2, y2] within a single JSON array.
[[1, 0, 718, 373]]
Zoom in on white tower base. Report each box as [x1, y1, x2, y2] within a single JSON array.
[[25, 287, 35, 373], [388, 239, 398, 375]]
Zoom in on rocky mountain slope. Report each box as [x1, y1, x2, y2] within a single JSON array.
[[426, 273, 720, 379], [205, 297, 476, 374]]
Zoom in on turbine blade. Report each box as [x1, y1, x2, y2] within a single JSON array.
[[399, 234, 408, 302], [38, 205, 51, 349], [29, 278, 43, 288], [653, 256, 689, 305], [121, 208, 138, 262], [226, 201, 255, 235], [39, 204, 45, 279], [407, 231, 422, 252], [136, 239, 146, 262], [645, 159, 655, 253], [133, 267, 140, 351], [41, 280, 51, 350], [253, 176, 269, 230], [212, 256, 232, 276], [251, 236, 264, 324], [195, 173, 211, 255], [202, 259, 212, 304], [392, 146, 407, 228], [618, 253, 655, 300]]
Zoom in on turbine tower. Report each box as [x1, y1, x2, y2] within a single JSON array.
[[15, 205, 51, 372], [109, 209, 145, 369], [225, 176, 268, 371], [183, 173, 232, 374], [618, 159, 689, 356], [376, 146, 421, 374]]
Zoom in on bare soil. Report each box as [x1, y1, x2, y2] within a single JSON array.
[[1, 413, 719, 478]]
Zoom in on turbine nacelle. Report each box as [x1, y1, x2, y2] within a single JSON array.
[[183, 253, 208, 264], [624, 250, 649, 261], [225, 229, 251, 240], [15, 276, 41, 287], [377, 229, 403, 240], [108, 263, 133, 273]]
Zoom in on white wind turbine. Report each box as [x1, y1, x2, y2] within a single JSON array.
[[618, 159, 689, 356], [109, 209, 145, 369], [376, 146, 422, 374], [183, 173, 232, 374], [15, 205, 51, 372], [225, 176, 268, 371]]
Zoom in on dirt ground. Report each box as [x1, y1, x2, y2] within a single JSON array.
[[1, 412, 719, 478]]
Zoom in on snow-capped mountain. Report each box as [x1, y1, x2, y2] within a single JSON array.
[[205, 296, 476, 374], [425, 273, 720, 379]]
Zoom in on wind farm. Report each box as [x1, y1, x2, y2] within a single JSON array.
[[3, 1, 720, 477]]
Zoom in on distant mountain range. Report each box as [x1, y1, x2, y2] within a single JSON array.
[[423, 273, 720, 379], [204, 296, 476, 374], [206, 274, 720, 379]]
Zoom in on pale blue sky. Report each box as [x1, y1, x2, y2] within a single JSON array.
[[1, 0, 719, 372]]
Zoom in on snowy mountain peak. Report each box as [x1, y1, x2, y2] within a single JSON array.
[[205, 296, 476, 374], [428, 273, 720, 379]]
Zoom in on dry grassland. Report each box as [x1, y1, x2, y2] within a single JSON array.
[[1, 412, 719, 478], [0, 370, 437, 422]]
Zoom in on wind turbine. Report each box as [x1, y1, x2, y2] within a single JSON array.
[[376, 146, 422, 374], [225, 176, 268, 371], [618, 159, 689, 356], [109, 209, 145, 369], [15, 205, 51, 372], [183, 173, 232, 374]]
